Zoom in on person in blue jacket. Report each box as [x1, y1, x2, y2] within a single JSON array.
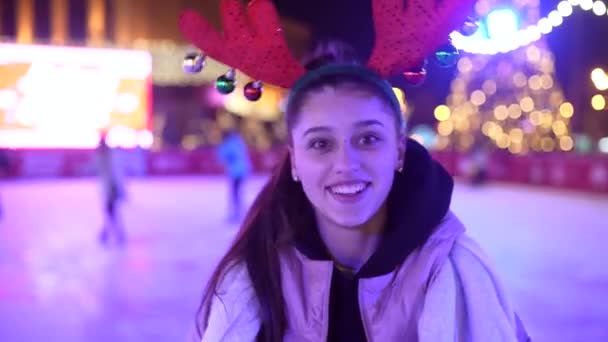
[[217, 128, 251, 222]]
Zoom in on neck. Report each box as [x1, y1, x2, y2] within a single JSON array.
[[316, 203, 387, 272]]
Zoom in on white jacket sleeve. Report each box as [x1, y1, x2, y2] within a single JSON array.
[[201, 264, 261, 342], [419, 234, 522, 342]]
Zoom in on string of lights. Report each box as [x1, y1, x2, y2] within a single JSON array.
[[451, 0, 608, 55]]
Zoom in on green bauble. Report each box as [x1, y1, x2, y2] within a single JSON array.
[[216, 69, 237, 94]]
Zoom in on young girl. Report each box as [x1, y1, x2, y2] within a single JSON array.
[[200, 47, 523, 342], [180, 1, 530, 341]]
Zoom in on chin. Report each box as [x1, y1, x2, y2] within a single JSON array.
[[327, 212, 373, 229]]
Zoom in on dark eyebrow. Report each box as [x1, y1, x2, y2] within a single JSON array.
[[302, 126, 331, 138], [354, 119, 384, 128], [301, 120, 384, 138]]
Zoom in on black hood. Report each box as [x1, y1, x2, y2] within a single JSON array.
[[294, 138, 454, 278]]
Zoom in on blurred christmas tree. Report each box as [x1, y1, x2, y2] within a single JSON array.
[[436, 0, 576, 155]]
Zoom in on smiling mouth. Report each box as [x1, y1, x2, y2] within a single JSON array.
[[326, 182, 371, 198]]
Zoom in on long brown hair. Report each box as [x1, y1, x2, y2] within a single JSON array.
[[195, 41, 406, 341], [196, 151, 312, 341]]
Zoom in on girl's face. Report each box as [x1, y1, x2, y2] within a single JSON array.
[[289, 87, 405, 229]]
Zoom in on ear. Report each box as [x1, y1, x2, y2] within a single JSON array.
[[287, 145, 295, 167], [287, 145, 296, 172], [397, 134, 407, 170], [287, 145, 298, 178]]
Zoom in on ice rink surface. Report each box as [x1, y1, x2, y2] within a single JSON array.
[[1, 176, 606, 341]]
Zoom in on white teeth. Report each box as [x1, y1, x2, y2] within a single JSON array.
[[330, 183, 368, 195]]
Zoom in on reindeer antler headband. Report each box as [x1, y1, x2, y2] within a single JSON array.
[[179, 0, 478, 102]]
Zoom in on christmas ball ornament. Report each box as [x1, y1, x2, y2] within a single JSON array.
[[403, 61, 427, 87], [459, 18, 479, 37], [434, 42, 459, 68], [183, 52, 206, 74], [244, 81, 263, 101], [216, 69, 237, 94]]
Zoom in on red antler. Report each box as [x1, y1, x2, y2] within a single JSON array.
[[367, 0, 477, 78], [178, 0, 306, 89]]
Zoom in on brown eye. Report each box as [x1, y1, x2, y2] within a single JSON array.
[[309, 139, 330, 150], [359, 135, 380, 146]]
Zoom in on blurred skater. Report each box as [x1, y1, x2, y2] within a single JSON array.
[[469, 139, 490, 186], [217, 128, 251, 222], [96, 135, 127, 244]]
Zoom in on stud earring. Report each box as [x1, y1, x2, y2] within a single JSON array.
[[292, 170, 299, 182]]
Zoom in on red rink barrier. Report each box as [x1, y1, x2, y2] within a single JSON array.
[[2, 148, 607, 194]]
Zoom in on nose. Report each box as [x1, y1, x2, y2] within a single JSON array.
[[333, 141, 361, 174]]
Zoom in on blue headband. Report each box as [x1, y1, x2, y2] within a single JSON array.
[[286, 64, 403, 120]]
